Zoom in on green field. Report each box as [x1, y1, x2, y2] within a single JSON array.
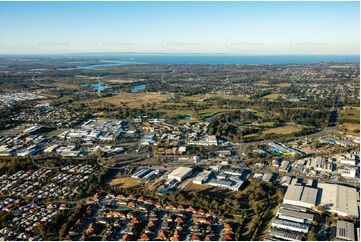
[[340, 106, 360, 132], [262, 93, 288, 100], [260, 123, 302, 137]]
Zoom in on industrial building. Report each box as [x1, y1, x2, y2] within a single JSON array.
[[279, 160, 291, 172], [268, 227, 304, 241], [168, 167, 193, 182], [336, 220, 355, 241], [271, 218, 310, 234], [318, 183, 359, 218], [277, 207, 314, 224], [193, 170, 213, 185], [283, 185, 319, 209]]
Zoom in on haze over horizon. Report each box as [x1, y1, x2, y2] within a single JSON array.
[[0, 1, 359, 55]]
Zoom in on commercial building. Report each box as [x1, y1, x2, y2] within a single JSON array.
[[340, 168, 357, 179], [193, 170, 213, 185], [168, 167, 193, 182], [268, 228, 304, 241], [277, 207, 314, 224], [271, 218, 310, 234], [318, 183, 359, 217], [336, 220, 355, 241], [340, 158, 357, 166], [279, 160, 291, 172], [283, 185, 319, 209], [132, 168, 152, 179]]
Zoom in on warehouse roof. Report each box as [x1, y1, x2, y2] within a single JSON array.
[[168, 167, 193, 178], [336, 220, 355, 241], [278, 207, 314, 221], [318, 183, 359, 218], [284, 185, 319, 206]]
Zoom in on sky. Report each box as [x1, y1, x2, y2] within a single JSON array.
[[0, 1, 359, 55]]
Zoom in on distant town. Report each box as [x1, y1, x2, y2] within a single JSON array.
[[0, 57, 359, 241]]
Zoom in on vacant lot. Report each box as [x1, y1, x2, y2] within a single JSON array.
[[183, 183, 213, 192], [341, 106, 360, 123], [261, 124, 302, 136], [340, 106, 360, 132], [94, 92, 168, 108], [274, 82, 292, 88], [109, 177, 139, 188], [262, 93, 288, 100], [181, 94, 249, 102]]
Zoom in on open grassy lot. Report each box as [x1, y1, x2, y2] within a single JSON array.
[[340, 106, 360, 132], [40, 128, 67, 137], [181, 93, 249, 102], [93, 92, 168, 108], [54, 82, 81, 89], [274, 82, 292, 88], [109, 177, 139, 188], [341, 106, 360, 123], [260, 123, 302, 137], [255, 122, 275, 127], [103, 78, 138, 84], [181, 93, 215, 102], [156, 106, 244, 122], [262, 93, 288, 100], [183, 183, 213, 192], [255, 80, 269, 87]]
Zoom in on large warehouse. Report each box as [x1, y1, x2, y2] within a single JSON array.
[[283, 185, 319, 209], [318, 183, 359, 218], [168, 167, 193, 182]]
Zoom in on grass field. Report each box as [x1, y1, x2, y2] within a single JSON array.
[[255, 122, 275, 127], [156, 106, 243, 122], [183, 183, 213, 192], [274, 82, 292, 88], [261, 124, 302, 136], [340, 106, 360, 132], [181, 94, 249, 102], [262, 93, 288, 100], [341, 107, 360, 123], [255, 80, 269, 87], [109, 177, 139, 188], [55, 82, 81, 89], [40, 128, 66, 137], [93, 92, 168, 108]]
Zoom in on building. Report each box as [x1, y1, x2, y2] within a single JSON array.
[[279, 160, 291, 172], [336, 220, 355, 241], [268, 142, 303, 156], [268, 227, 304, 241], [280, 176, 294, 187], [318, 183, 359, 217], [271, 218, 310, 234], [305, 157, 336, 173], [193, 170, 213, 185], [262, 173, 278, 183], [340, 168, 357, 179], [340, 158, 357, 166], [132, 168, 152, 179], [283, 185, 319, 209], [206, 135, 218, 146], [168, 167, 193, 182], [277, 207, 314, 224]]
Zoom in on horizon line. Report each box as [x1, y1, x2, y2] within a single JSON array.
[[0, 52, 360, 56]]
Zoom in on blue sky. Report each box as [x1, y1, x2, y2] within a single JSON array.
[[0, 1, 359, 54]]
